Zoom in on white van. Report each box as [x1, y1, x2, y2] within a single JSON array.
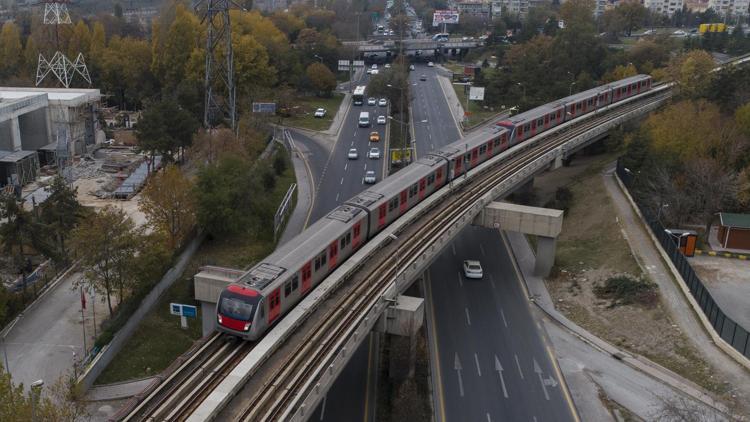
[[358, 111, 370, 127]]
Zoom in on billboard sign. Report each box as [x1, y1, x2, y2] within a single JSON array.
[[252, 102, 276, 113], [469, 87, 485, 101], [433, 10, 459, 27]]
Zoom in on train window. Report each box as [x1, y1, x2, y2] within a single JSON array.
[[536, 118, 543, 127], [550, 112, 555, 121], [409, 184, 418, 197], [427, 174, 435, 185], [494, 138, 501, 147], [576, 103, 582, 110], [292, 275, 299, 291], [346, 233, 351, 245], [524, 124, 530, 132], [314, 257, 320, 271], [340, 237, 345, 250], [480, 145, 487, 154], [321, 252, 327, 266], [285, 281, 292, 297], [354, 224, 360, 237]]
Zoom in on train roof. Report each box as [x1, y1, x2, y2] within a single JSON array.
[[238, 204, 365, 291], [346, 157, 445, 210], [428, 123, 509, 154], [498, 101, 566, 126]]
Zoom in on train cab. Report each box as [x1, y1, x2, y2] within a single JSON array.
[[216, 284, 265, 340]]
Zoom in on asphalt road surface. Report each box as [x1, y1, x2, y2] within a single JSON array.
[[426, 226, 576, 422], [409, 64, 462, 157]]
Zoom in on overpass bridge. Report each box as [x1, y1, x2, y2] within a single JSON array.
[[343, 38, 482, 55], [120, 53, 750, 421]]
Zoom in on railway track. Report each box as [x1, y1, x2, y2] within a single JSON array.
[[235, 89, 673, 421], [119, 333, 253, 421]]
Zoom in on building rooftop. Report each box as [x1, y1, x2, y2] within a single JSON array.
[[0, 87, 100, 107], [719, 212, 750, 229]]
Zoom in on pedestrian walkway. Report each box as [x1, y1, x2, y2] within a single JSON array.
[[504, 230, 734, 418], [278, 130, 316, 246], [600, 165, 750, 401], [2, 269, 106, 391]]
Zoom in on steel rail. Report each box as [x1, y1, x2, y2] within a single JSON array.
[[236, 89, 673, 421]]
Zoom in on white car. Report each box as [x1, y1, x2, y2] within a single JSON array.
[[378, 98, 387, 107], [463, 260, 483, 279], [367, 97, 377, 106], [427, 61, 434, 67], [409, 64, 415, 71], [348, 148, 358, 159], [673, 30, 687, 36], [366, 68, 372, 74], [371, 64, 378, 69], [384, 63, 391, 68], [313, 108, 326, 118], [364, 170, 377, 184], [371, 69, 379, 75], [368, 147, 381, 159], [377, 115, 387, 124]]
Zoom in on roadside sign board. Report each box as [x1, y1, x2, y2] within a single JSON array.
[[171, 303, 198, 329], [252, 102, 276, 113], [469, 87, 485, 101], [338, 60, 366, 71]]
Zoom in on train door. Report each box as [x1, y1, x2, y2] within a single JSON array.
[[378, 203, 387, 229], [454, 157, 463, 176], [530, 119, 536, 136], [435, 167, 444, 186], [399, 190, 408, 214], [544, 114, 550, 129], [487, 140, 493, 157], [419, 178, 426, 199], [626, 84, 632, 96], [471, 148, 479, 167], [352, 222, 362, 249], [301, 262, 312, 293], [268, 288, 281, 323], [328, 241, 338, 270]]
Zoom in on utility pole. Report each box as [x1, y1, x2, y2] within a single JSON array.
[[196, 0, 237, 132], [350, 12, 360, 93]]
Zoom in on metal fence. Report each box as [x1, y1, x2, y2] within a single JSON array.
[[616, 160, 750, 359]]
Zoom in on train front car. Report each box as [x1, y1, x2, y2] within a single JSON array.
[[216, 284, 264, 340]]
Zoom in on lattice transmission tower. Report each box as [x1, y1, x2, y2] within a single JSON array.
[[195, 0, 237, 130], [35, 0, 91, 88]]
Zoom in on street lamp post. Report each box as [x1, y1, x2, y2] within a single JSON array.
[[517, 82, 526, 102], [1, 333, 9, 377], [569, 81, 577, 96]]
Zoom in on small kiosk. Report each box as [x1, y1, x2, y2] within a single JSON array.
[[664, 229, 698, 257]]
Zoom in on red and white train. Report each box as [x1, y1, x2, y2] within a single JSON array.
[[216, 74, 652, 340]]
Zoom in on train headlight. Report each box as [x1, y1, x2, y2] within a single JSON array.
[[217, 314, 223, 324], [243, 322, 251, 331]]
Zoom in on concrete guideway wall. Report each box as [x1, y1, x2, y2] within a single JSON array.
[[189, 85, 672, 421]]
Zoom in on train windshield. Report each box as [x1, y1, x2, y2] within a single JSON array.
[[219, 291, 258, 321]]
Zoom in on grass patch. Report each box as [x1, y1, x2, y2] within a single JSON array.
[[449, 82, 503, 128], [281, 93, 344, 132], [95, 152, 296, 384]]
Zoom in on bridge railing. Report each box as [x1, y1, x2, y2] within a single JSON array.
[[616, 160, 750, 360]]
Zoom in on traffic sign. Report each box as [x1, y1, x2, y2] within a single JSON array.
[[170, 303, 198, 329], [252, 102, 276, 113]]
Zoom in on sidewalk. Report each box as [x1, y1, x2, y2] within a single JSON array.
[[435, 71, 465, 136], [2, 270, 106, 391], [504, 230, 734, 419], [278, 130, 315, 246]]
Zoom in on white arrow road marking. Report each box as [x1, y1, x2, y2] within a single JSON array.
[[340, 177, 344, 185], [500, 308, 508, 328], [515, 354, 524, 379], [454, 352, 464, 397], [486, 413, 491, 422], [494, 355, 508, 398], [344, 163, 348, 171], [533, 358, 550, 400], [544, 376, 559, 388], [465, 307, 471, 326], [474, 353, 482, 376], [336, 193, 339, 202]]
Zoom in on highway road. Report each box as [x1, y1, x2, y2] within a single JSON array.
[[426, 226, 576, 421], [409, 63, 462, 158], [306, 73, 386, 421]]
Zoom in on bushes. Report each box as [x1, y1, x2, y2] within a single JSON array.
[[594, 275, 658, 308]]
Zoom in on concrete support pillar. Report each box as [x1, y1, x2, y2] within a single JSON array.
[[376, 295, 424, 381], [11, 116, 22, 151], [534, 236, 557, 277], [553, 154, 563, 170], [201, 301, 216, 337]]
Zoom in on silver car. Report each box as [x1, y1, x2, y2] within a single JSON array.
[[368, 147, 381, 159], [368, 97, 377, 106], [364, 170, 376, 184], [378, 98, 387, 107], [348, 148, 358, 159], [463, 260, 483, 279]]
